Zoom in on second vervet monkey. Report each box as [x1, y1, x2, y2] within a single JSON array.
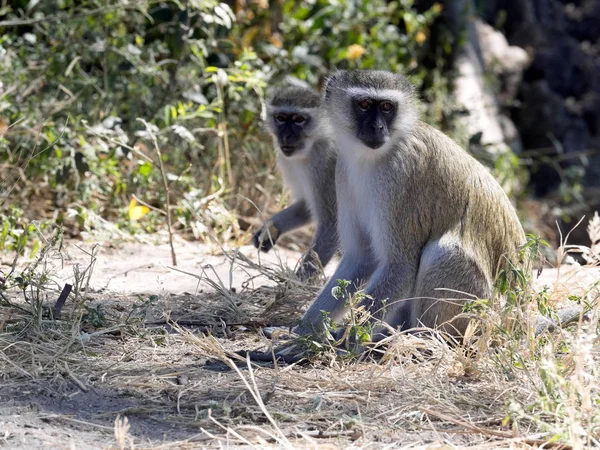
[[253, 87, 338, 280]]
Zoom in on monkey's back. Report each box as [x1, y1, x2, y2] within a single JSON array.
[[409, 122, 525, 275]]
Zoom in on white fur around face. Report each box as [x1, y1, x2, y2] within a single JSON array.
[[276, 152, 320, 219], [326, 89, 418, 164], [344, 87, 410, 104], [277, 155, 307, 200]]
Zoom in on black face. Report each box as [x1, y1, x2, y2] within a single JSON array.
[[353, 97, 397, 149], [272, 112, 310, 156]]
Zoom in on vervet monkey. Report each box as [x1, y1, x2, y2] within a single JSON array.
[[253, 87, 339, 279], [295, 70, 526, 339]]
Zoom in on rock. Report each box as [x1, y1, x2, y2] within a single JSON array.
[[453, 18, 529, 154], [476, 21, 529, 75]]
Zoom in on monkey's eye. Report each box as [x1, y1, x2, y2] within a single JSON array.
[[380, 101, 394, 113], [357, 99, 371, 110], [292, 115, 306, 124], [275, 114, 287, 123]]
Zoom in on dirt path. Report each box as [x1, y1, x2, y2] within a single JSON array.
[[1, 239, 598, 449], [55, 239, 331, 294], [1, 239, 331, 449]]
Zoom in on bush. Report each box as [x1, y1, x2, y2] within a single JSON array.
[[0, 0, 480, 244]]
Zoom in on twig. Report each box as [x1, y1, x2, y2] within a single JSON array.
[[138, 119, 177, 266], [220, 121, 234, 190], [294, 429, 362, 440], [83, 123, 153, 163], [131, 194, 167, 216], [53, 283, 72, 319], [236, 349, 307, 365], [39, 415, 113, 431], [61, 363, 89, 393], [214, 73, 233, 189]]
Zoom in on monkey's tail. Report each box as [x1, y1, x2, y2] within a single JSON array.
[[534, 306, 588, 336]]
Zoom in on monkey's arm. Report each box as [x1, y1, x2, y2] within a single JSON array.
[[295, 253, 375, 335], [253, 200, 312, 252], [296, 221, 338, 279]]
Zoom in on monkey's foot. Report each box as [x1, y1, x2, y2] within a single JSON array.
[[294, 252, 325, 282]]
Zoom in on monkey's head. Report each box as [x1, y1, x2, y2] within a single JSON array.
[[266, 87, 323, 159], [324, 70, 418, 156]]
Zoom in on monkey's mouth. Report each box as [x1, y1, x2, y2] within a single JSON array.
[[362, 138, 387, 150], [280, 145, 296, 156]]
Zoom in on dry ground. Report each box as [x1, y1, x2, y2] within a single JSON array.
[[0, 237, 598, 449]]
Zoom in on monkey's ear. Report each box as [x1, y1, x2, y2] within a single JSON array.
[[265, 88, 278, 105], [323, 70, 343, 100]]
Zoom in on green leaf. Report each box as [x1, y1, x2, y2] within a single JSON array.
[[138, 161, 153, 177], [0, 220, 8, 250], [31, 239, 40, 258]]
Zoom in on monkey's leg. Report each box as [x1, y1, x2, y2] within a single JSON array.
[[360, 261, 419, 335], [295, 253, 375, 336], [253, 200, 311, 252], [411, 238, 491, 339], [296, 222, 338, 280]]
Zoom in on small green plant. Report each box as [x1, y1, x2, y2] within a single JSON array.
[[0, 221, 64, 324], [82, 305, 107, 328], [495, 234, 548, 307], [294, 279, 377, 358], [0, 207, 47, 257], [125, 294, 160, 325], [463, 297, 490, 314], [332, 279, 377, 356]]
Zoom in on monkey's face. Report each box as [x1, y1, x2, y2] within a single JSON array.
[[324, 70, 419, 159], [352, 97, 396, 150], [268, 109, 315, 159]]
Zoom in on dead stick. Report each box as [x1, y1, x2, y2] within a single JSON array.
[[220, 121, 234, 190], [294, 429, 362, 440], [62, 363, 89, 393], [138, 119, 177, 266], [54, 283, 72, 319]]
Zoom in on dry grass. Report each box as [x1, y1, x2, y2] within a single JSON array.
[[0, 217, 598, 449]]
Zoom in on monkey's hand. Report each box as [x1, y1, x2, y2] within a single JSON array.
[[252, 221, 280, 252]]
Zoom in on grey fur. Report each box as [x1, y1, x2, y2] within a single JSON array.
[[270, 86, 322, 109], [296, 70, 525, 338]]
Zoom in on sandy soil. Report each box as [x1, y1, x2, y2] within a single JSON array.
[[1, 238, 598, 449], [1, 239, 330, 449]]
